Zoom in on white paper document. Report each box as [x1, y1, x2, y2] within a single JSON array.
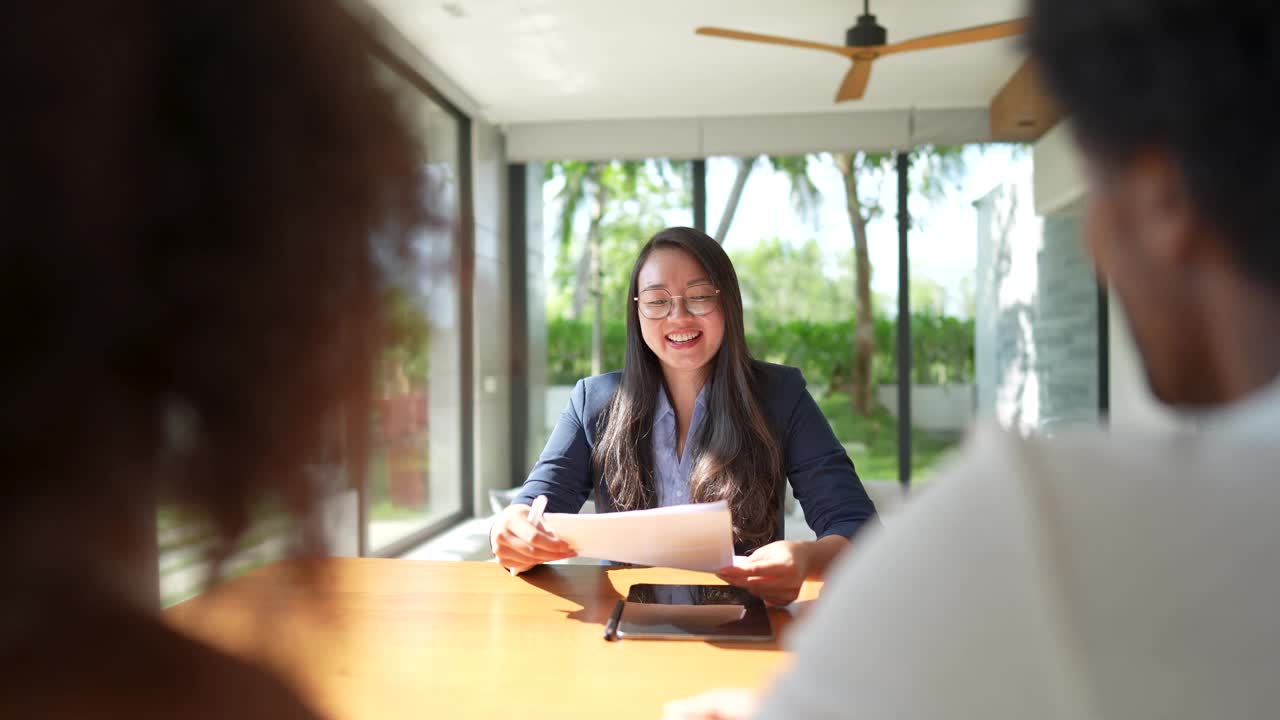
[[541, 500, 734, 572]]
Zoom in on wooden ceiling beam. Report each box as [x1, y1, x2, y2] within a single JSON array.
[[990, 58, 1060, 142]]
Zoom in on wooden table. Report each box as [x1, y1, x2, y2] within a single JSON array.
[[166, 558, 822, 720]]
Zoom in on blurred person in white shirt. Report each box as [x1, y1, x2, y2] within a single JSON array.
[[665, 0, 1280, 717]]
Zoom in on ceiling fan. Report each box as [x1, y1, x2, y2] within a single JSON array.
[[696, 0, 1026, 102]]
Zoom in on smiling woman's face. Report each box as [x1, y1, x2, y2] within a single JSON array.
[[635, 247, 725, 378]]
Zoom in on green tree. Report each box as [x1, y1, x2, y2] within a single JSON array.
[[547, 148, 969, 397], [712, 149, 966, 415], [713, 157, 755, 243], [830, 148, 965, 415], [548, 314, 976, 390], [729, 237, 853, 327], [762, 155, 824, 225], [712, 154, 823, 245], [545, 159, 691, 373], [831, 151, 887, 414], [908, 271, 949, 316], [381, 285, 430, 392]]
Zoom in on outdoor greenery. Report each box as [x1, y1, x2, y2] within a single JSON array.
[[544, 159, 691, 323], [817, 393, 956, 481], [545, 226, 975, 391], [546, 312, 975, 389], [543, 150, 982, 479], [545, 151, 968, 401], [382, 285, 431, 386]]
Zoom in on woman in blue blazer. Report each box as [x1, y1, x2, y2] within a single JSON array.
[[493, 226, 877, 605]]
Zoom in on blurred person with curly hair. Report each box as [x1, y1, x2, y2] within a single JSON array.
[[0, 1, 433, 717]]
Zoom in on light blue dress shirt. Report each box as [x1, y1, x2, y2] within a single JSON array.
[[652, 382, 710, 507], [516, 362, 878, 551]]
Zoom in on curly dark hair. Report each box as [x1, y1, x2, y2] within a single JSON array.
[[1029, 0, 1280, 286], [0, 1, 431, 554]]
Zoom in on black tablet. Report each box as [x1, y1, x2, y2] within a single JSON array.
[[605, 583, 773, 642]]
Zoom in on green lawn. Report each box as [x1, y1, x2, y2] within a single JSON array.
[[817, 392, 959, 483]]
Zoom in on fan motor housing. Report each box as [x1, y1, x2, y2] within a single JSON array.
[[846, 14, 887, 47]]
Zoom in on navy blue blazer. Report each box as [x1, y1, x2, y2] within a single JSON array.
[[513, 361, 877, 549]]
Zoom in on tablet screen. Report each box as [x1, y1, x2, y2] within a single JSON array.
[[615, 584, 773, 641]]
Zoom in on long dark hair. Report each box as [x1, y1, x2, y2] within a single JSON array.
[[592, 227, 783, 551]]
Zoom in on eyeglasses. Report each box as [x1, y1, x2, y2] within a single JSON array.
[[633, 287, 721, 319]]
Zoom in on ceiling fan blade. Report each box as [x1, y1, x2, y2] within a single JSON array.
[[835, 59, 874, 102], [880, 19, 1027, 56], [696, 27, 856, 58]]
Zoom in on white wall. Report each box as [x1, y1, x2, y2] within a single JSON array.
[[505, 108, 992, 161], [1032, 122, 1085, 215], [523, 162, 548, 473], [471, 119, 513, 514]]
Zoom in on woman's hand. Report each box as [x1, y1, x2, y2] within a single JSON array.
[[490, 503, 576, 573], [661, 688, 757, 720], [716, 540, 813, 606], [716, 535, 848, 606]]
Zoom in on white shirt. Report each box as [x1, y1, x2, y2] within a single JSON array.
[[756, 378, 1280, 719], [1193, 374, 1280, 439]]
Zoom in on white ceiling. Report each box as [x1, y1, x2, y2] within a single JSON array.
[[370, 0, 1030, 125]]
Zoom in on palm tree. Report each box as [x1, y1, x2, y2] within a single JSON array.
[[546, 159, 689, 374], [713, 157, 756, 244], [709, 149, 965, 416], [712, 155, 824, 244], [833, 152, 890, 414], [833, 149, 967, 415], [762, 155, 824, 223], [763, 154, 876, 413]]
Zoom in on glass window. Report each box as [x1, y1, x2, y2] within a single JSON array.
[[158, 62, 471, 603], [537, 159, 693, 455], [707, 153, 907, 484], [909, 143, 1104, 449], [364, 66, 466, 554]]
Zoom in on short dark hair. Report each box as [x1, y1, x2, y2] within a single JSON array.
[[1029, 0, 1280, 284], [0, 1, 430, 550]]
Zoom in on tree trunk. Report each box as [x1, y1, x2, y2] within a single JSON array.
[[570, 240, 591, 319], [570, 163, 602, 319], [835, 153, 876, 416], [713, 157, 755, 244], [588, 174, 608, 375]]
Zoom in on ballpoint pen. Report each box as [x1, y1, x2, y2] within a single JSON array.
[[510, 494, 548, 577], [602, 599, 625, 641]]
